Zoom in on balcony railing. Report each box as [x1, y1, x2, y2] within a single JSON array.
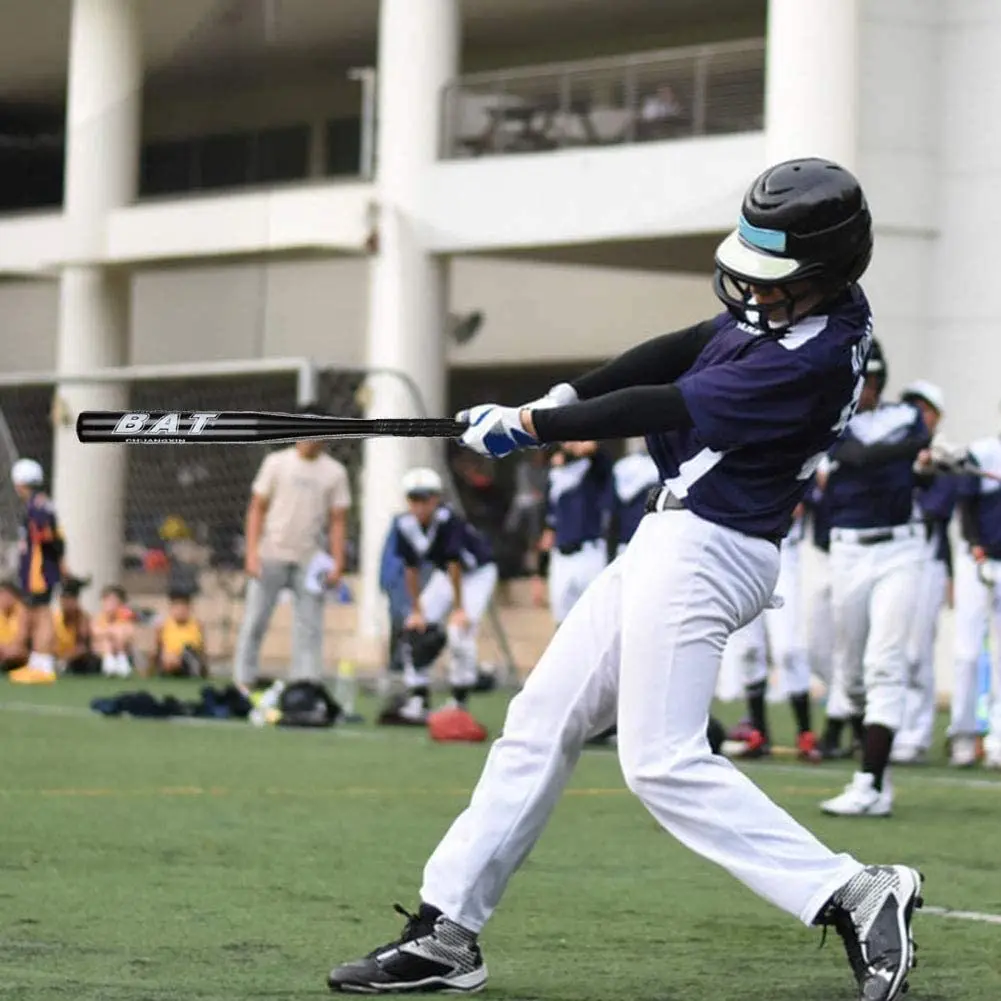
[[441, 38, 765, 160]]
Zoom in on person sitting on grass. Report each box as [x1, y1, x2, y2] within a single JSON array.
[[54, 576, 100, 675], [0, 579, 29, 673], [92, 584, 136, 678], [152, 588, 207, 678]]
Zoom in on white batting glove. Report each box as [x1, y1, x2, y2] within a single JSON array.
[[456, 404, 539, 458], [525, 382, 578, 412]]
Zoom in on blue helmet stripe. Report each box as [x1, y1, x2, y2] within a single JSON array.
[[738, 215, 787, 253]]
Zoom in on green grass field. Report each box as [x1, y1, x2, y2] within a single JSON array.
[[2, 678, 1000, 1000]]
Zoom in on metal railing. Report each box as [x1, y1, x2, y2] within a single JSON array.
[[441, 38, 765, 159]]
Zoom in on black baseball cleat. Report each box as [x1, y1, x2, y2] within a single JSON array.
[[328, 903, 487, 994], [816, 865, 924, 1001]]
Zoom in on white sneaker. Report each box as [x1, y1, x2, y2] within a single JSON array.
[[889, 744, 925, 765], [398, 695, 428, 724], [821, 771, 893, 817], [950, 734, 978, 767]]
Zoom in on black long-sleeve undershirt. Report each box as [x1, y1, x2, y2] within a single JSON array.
[[532, 321, 715, 443], [570, 321, 716, 401], [533, 384, 693, 443], [832, 436, 929, 469], [959, 495, 981, 547]]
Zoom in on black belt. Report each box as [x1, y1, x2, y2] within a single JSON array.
[[557, 540, 599, 556], [645, 486, 781, 548], [856, 532, 894, 547], [644, 486, 686, 514]]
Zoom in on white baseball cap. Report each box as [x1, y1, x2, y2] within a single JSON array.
[[901, 380, 945, 414], [11, 458, 44, 487], [402, 467, 443, 497]]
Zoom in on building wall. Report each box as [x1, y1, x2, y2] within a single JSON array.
[[928, 0, 1001, 446], [0, 256, 715, 373], [857, 0, 939, 402]]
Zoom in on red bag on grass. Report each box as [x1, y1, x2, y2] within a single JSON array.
[[427, 706, 488, 744]]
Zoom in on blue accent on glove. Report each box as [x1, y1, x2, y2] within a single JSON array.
[[482, 426, 536, 458]]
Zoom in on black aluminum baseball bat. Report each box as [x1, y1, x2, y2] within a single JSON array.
[[76, 410, 467, 444]]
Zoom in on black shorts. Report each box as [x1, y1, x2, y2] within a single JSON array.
[[22, 590, 53, 609]]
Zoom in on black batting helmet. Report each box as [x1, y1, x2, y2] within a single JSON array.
[[865, 337, 887, 394], [714, 158, 873, 331]]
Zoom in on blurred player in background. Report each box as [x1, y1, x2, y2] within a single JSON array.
[[819, 342, 930, 815], [536, 440, 611, 624], [892, 382, 956, 764], [804, 471, 835, 691], [0, 579, 29, 673], [392, 468, 498, 720], [723, 504, 821, 762], [152, 588, 207, 677], [608, 438, 660, 558], [92, 584, 136, 678], [950, 426, 1001, 768], [54, 576, 99, 675], [8, 458, 66, 685], [235, 404, 352, 686]]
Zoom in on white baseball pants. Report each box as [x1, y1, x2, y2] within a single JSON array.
[[419, 563, 498, 688], [826, 532, 924, 730], [949, 552, 1001, 742], [724, 541, 811, 702], [808, 549, 834, 687], [421, 509, 862, 933], [895, 542, 948, 754], [548, 540, 607, 624]]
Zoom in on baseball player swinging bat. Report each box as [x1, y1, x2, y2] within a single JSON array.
[[76, 410, 466, 445]]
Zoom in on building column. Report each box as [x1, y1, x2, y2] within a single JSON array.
[[358, 0, 459, 643], [764, 0, 858, 168], [52, 0, 141, 602]]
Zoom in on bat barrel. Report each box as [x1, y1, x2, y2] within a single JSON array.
[[76, 410, 466, 444]]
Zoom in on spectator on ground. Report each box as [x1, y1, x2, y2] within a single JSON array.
[[54, 576, 100, 675], [0, 579, 29, 673], [92, 584, 136, 678], [233, 403, 352, 686], [152, 588, 207, 678]]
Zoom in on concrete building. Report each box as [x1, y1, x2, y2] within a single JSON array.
[[0, 0, 993, 659]]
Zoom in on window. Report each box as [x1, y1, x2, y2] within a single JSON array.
[[325, 118, 362, 177], [196, 132, 252, 190], [140, 140, 195, 196], [256, 125, 309, 183]]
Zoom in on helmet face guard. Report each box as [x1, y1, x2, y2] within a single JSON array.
[[713, 222, 826, 333], [714, 159, 873, 333]]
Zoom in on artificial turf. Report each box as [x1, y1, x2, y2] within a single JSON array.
[[2, 678, 1000, 1000]]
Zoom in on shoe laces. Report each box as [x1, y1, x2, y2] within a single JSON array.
[[365, 903, 435, 958], [817, 905, 866, 987]]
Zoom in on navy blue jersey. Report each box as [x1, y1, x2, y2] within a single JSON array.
[[546, 451, 612, 550], [958, 437, 1001, 554], [612, 452, 661, 546], [392, 504, 493, 572], [825, 402, 927, 530], [646, 287, 873, 539], [917, 474, 959, 564]]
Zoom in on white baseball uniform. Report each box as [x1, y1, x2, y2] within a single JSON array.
[[893, 475, 957, 760], [824, 403, 928, 733], [950, 437, 1001, 759], [544, 451, 612, 623], [722, 514, 811, 703], [392, 505, 497, 691]]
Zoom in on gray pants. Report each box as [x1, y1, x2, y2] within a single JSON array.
[[233, 561, 324, 685]]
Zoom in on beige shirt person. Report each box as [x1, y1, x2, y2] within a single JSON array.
[[250, 446, 351, 566]]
